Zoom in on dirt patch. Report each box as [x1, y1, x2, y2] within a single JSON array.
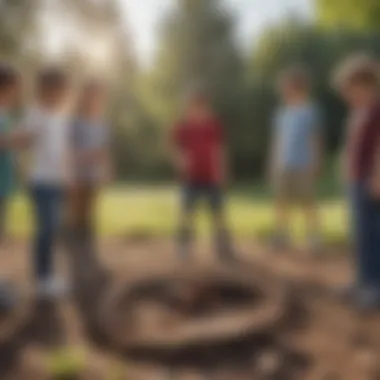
[[0, 239, 379, 379]]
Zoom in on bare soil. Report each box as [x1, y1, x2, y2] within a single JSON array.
[[0, 238, 379, 380]]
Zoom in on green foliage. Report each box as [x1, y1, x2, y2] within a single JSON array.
[[246, 19, 380, 178], [0, 0, 40, 60], [135, 0, 246, 178], [1, 0, 380, 182], [317, 0, 380, 32]]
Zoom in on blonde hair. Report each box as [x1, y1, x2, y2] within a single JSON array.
[[333, 54, 379, 90]]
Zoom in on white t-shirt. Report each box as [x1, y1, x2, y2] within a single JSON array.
[[23, 107, 71, 186]]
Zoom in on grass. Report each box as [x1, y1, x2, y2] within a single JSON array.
[[6, 182, 349, 245]]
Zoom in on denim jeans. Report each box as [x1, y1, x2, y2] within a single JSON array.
[[182, 183, 224, 215], [350, 181, 380, 287], [30, 185, 64, 281]]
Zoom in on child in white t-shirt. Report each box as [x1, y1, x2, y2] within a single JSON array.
[[22, 68, 72, 299]]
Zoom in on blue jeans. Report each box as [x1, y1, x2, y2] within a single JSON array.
[[350, 182, 380, 287], [30, 185, 64, 281], [182, 183, 224, 215]]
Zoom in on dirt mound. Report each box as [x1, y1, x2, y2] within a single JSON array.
[[97, 265, 311, 378]]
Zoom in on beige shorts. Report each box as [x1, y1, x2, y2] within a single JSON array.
[[272, 169, 315, 204]]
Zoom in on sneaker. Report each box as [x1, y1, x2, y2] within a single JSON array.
[[36, 277, 69, 300]]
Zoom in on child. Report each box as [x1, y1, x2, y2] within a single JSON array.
[[171, 90, 234, 262], [69, 80, 111, 248], [269, 65, 323, 253], [22, 67, 72, 299], [0, 63, 21, 309], [0, 64, 20, 242], [334, 55, 380, 309]]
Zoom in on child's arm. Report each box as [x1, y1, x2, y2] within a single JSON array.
[[10, 110, 41, 150], [8, 129, 34, 149], [168, 124, 187, 176], [369, 127, 380, 198], [267, 133, 280, 184], [76, 148, 104, 165], [102, 148, 113, 185], [310, 131, 323, 179], [309, 107, 324, 179], [267, 110, 281, 184]]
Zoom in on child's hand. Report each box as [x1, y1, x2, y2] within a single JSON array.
[[217, 168, 230, 188], [369, 177, 380, 199], [9, 130, 32, 149]]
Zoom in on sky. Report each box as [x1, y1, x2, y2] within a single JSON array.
[[121, 0, 314, 67]]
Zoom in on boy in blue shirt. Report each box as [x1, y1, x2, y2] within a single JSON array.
[[269, 66, 323, 253]]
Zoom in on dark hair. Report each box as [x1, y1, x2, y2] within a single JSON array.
[[37, 67, 69, 94], [0, 63, 19, 91], [279, 65, 311, 91]]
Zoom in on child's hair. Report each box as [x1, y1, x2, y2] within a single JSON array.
[[36, 66, 69, 96], [76, 78, 107, 114], [333, 54, 379, 90], [183, 83, 211, 109], [0, 63, 19, 92], [278, 65, 311, 92]]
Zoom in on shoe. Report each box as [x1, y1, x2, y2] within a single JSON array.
[[36, 277, 69, 300]]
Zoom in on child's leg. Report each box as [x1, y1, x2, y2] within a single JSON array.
[[348, 182, 380, 309], [80, 186, 98, 248], [272, 171, 291, 245], [298, 172, 322, 248], [177, 185, 198, 260], [362, 193, 380, 288], [30, 185, 63, 282], [207, 186, 234, 261]]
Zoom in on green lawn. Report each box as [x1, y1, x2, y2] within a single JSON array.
[[7, 184, 349, 245]]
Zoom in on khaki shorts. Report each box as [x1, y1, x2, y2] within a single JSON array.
[[272, 169, 315, 204]]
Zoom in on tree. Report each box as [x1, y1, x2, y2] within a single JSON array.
[[140, 0, 246, 177], [0, 0, 40, 60], [317, 0, 380, 32], [247, 18, 380, 176]]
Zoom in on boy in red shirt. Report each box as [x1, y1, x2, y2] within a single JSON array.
[[334, 55, 380, 309], [171, 91, 234, 262]]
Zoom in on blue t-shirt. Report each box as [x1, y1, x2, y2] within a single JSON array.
[[0, 112, 14, 197], [274, 103, 321, 170]]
